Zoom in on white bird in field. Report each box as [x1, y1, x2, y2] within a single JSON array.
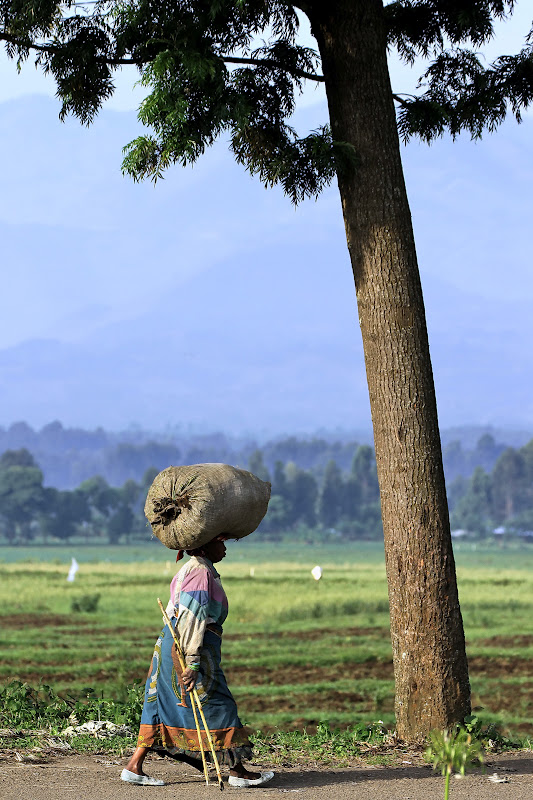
[[67, 557, 79, 582], [311, 566, 322, 581]]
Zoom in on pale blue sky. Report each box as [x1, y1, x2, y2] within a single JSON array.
[[1, 5, 532, 432]]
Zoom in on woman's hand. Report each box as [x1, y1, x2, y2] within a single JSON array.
[[182, 667, 198, 691]]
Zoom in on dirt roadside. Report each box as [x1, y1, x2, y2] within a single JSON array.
[[2, 751, 532, 800]]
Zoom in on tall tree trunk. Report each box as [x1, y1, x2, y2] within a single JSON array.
[[308, 0, 471, 738]]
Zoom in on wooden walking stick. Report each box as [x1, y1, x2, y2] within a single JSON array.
[[157, 599, 210, 786], [157, 599, 224, 791]]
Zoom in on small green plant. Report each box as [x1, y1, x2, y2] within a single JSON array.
[[252, 720, 390, 765], [70, 593, 100, 613], [0, 679, 143, 735], [426, 727, 483, 800], [0, 681, 68, 729], [463, 714, 520, 751]]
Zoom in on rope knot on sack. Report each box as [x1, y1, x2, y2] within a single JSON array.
[[152, 494, 191, 526]]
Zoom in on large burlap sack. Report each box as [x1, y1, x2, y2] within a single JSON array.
[[144, 463, 271, 550]]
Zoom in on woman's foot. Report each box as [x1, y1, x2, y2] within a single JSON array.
[[120, 768, 165, 786], [230, 767, 262, 780], [124, 765, 143, 775], [122, 746, 166, 784], [228, 765, 275, 788], [124, 745, 148, 775]]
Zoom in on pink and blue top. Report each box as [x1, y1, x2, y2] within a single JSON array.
[[165, 555, 229, 667]]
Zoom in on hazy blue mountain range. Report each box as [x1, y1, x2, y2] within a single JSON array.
[[1, 96, 531, 434]]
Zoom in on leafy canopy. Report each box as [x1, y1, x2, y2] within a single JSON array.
[[2, 0, 532, 201]]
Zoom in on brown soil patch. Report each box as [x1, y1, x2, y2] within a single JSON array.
[[0, 614, 150, 639], [1, 661, 395, 694], [224, 627, 389, 642], [475, 634, 533, 649], [227, 661, 394, 685], [468, 656, 533, 678], [472, 681, 533, 713], [239, 690, 376, 718], [21, 636, 147, 650], [3, 617, 388, 642], [1, 668, 124, 686], [0, 614, 87, 629], [514, 721, 533, 733], [471, 682, 533, 736], [5, 655, 533, 689], [66, 627, 144, 637]]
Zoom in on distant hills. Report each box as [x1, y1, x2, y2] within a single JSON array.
[[1, 420, 531, 490], [0, 96, 532, 434]]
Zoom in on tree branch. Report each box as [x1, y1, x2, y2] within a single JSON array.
[[222, 55, 324, 81], [393, 93, 413, 107], [0, 31, 136, 64], [1, 32, 325, 80]]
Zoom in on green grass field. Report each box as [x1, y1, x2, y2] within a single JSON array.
[[1, 540, 532, 738]]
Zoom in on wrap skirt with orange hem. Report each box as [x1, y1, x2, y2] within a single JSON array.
[[137, 623, 252, 766]]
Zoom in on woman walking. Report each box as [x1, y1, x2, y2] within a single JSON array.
[[121, 535, 274, 788]]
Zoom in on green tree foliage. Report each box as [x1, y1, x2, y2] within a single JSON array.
[[107, 502, 135, 544], [252, 446, 385, 537], [0, 462, 47, 543], [0, 449, 147, 544], [259, 493, 291, 536], [491, 447, 526, 523], [5, 435, 533, 544], [474, 434, 504, 472], [39, 420, 69, 451], [447, 474, 469, 514], [263, 437, 358, 473], [1, 1, 531, 194], [450, 467, 492, 536], [1, 423, 514, 492], [106, 442, 181, 485], [448, 437, 533, 537], [40, 488, 90, 542], [1, 422, 36, 451], [4, 435, 533, 544], [77, 475, 122, 539], [120, 478, 142, 507], [141, 466, 159, 490], [0, 448, 37, 469], [443, 434, 506, 483], [75, 474, 143, 542], [284, 461, 318, 527], [443, 440, 467, 481], [521, 439, 533, 483], [272, 460, 289, 497], [350, 446, 380, 505], [341, 471, 363, 525], [0, 440, 436, 543], [317, 459, 344, 527], [248, 449, 271, 483], [78, 475, 118, 514], [393, 5, 533, 143], [342, 446, 382, 538]]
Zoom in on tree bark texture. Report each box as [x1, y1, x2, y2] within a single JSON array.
[[307, 0, 471, 738]]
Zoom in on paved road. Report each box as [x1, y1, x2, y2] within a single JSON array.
[[3, 751, 533, 800]]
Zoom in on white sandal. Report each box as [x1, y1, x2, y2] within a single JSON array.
[[228, 771, 275, 788], [120, 768, 165, 786]]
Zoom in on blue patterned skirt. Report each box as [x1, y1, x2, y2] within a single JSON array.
[[137, 623, 252, 766]]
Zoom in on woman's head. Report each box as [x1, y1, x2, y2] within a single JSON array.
[[184, 534, 228, 563]]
